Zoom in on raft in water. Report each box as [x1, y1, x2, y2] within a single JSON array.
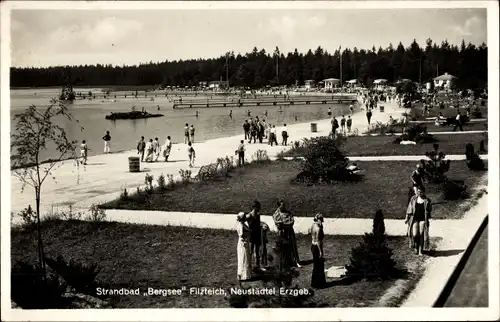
[[105, 111, 164, 120]]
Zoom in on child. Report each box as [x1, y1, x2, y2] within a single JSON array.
[[80, 140, 88, 165], [188, 142, 196, 167]]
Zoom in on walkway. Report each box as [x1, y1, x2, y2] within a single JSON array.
[[11, 100, 408, 215], [98, 208, 476, 238], [402, 194, 488, 307]]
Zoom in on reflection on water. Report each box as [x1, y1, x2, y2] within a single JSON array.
[[11, 88, 354, 160]]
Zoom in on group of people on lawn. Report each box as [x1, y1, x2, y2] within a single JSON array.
[[236, 200, 328, 289]]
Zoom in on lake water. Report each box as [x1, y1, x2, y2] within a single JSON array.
[[10, 88, 354, 161]]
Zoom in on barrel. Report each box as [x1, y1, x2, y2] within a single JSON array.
[[379, 106, 385, 112], [311, 123, 318, 133], [128, 157, 140, 172]]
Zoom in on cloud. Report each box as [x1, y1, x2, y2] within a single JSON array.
[[452, 15, 486, 37], [259, 14, 326, 42], [46, 17, 144, 51]]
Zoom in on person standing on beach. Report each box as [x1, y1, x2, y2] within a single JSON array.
[[187, 142, 196, 167], [137, 136, 146, 161], [243, 120, 250, 140], [331, 117, 339, 137], [258, 120, 265, 143], [80, 140, 89, 165], [265, 110, 268, 117], [229, 110, 233, 118], [327, 107, 332, 117], [195, 111, 199, 118], [346, 115, 353, 133], [236, 140, 245, 167], [281, 123, 289, 146], [263, 120, 269, 139], [349, 104, 354, 115], [189, 125, 196, 143], [184, 123, 190, 144], [145, 139, 154, 162], [249, 121, 257, 144], [366, 109, 372, 125], [153, 137, 160, 161], [340, 115, 346, 135], [163, 136, 172, 162], [102, 131, 111, 154]]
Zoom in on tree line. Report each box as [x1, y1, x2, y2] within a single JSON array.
[[11, 38, 487, 90]]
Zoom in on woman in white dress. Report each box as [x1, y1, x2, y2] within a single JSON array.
[[236, 212, 252, 282]]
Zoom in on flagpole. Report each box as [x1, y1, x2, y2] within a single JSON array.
[[226, 52, 229, 88], [339, 46, 343, 93]]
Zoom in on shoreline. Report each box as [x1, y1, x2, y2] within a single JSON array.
[[11, 98, 364, 171]]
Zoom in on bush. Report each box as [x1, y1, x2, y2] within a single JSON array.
[[45, 255, 100, 294], [17, 205, 37, 227], [11, 261, 68, 309], [442, 179, 468, 200], [402, 124, 438, 144], [296, 136, 358, 183], [86, 204, 106, 222], [276, 151, 285, 161], [157, 174, 167, 190], [345, 210, 398, 280], [252, 149, 270, 162], [144, 173, 154, 191], [119, 187, 129, 201], [59, 205, 83, 220], [179, 169, 192, 183], [422, 144, 450, 183]]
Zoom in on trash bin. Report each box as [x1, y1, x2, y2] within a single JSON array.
[[311, 123, 318, 133], [128, 157, 140, 172], [379, 106, 385, 112]]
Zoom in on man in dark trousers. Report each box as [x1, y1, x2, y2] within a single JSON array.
[[453, 111, 464, 132], [236, 140, 245, 167], [102, 131, 111, 153], [243, 120, 250, 140], [137, 136, 146, 161], [247, 201, 262, 270]]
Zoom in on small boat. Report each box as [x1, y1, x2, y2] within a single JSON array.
[[105, 111, 164, 120]]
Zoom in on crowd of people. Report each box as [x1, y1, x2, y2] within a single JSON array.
[[236, 200, 328, 289], [242, 118, 289, 147]]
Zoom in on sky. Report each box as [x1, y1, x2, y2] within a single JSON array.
[[10, 7, 487, 68]]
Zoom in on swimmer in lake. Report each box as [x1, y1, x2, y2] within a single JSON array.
[[265, 110, 268, 117], [196, 111, 199, 118], [157, 105, 160, 111]]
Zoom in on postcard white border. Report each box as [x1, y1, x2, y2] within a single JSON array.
[[1, 1, 499, 321]]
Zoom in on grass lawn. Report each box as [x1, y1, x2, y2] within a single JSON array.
[[102, 160, 487, 220], [284, 133, 487, 157], [421, 122, 487, 133], [410, 107, 488, 120], [11, 221, 425, 308]]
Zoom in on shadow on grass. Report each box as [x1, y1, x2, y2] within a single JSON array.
[[88, 162, 106, 166], [428, 249, 464, 257]]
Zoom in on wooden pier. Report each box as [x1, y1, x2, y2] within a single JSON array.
[[172, 97, 357, 109]]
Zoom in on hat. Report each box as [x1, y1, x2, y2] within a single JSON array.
[[314, 213, 324, 222]]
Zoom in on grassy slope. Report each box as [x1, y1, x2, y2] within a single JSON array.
[[11, 220, 422, 308], [102, 160, 486, 219]]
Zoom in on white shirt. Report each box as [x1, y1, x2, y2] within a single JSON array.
[[270, 127, 276, 134], [281, 126, 287, 132], [456, 114, 461, 121], [145, 141, 152, 152]]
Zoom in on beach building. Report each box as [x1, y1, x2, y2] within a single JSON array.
[[208, 80, 229, 89], [198, 81, 208, 87], [433, 73, 456, 89], [323, 78, 341, 90], [304, 80, 316, 90], [373, 79, 388, 90], [346, 79, 358, 87]]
